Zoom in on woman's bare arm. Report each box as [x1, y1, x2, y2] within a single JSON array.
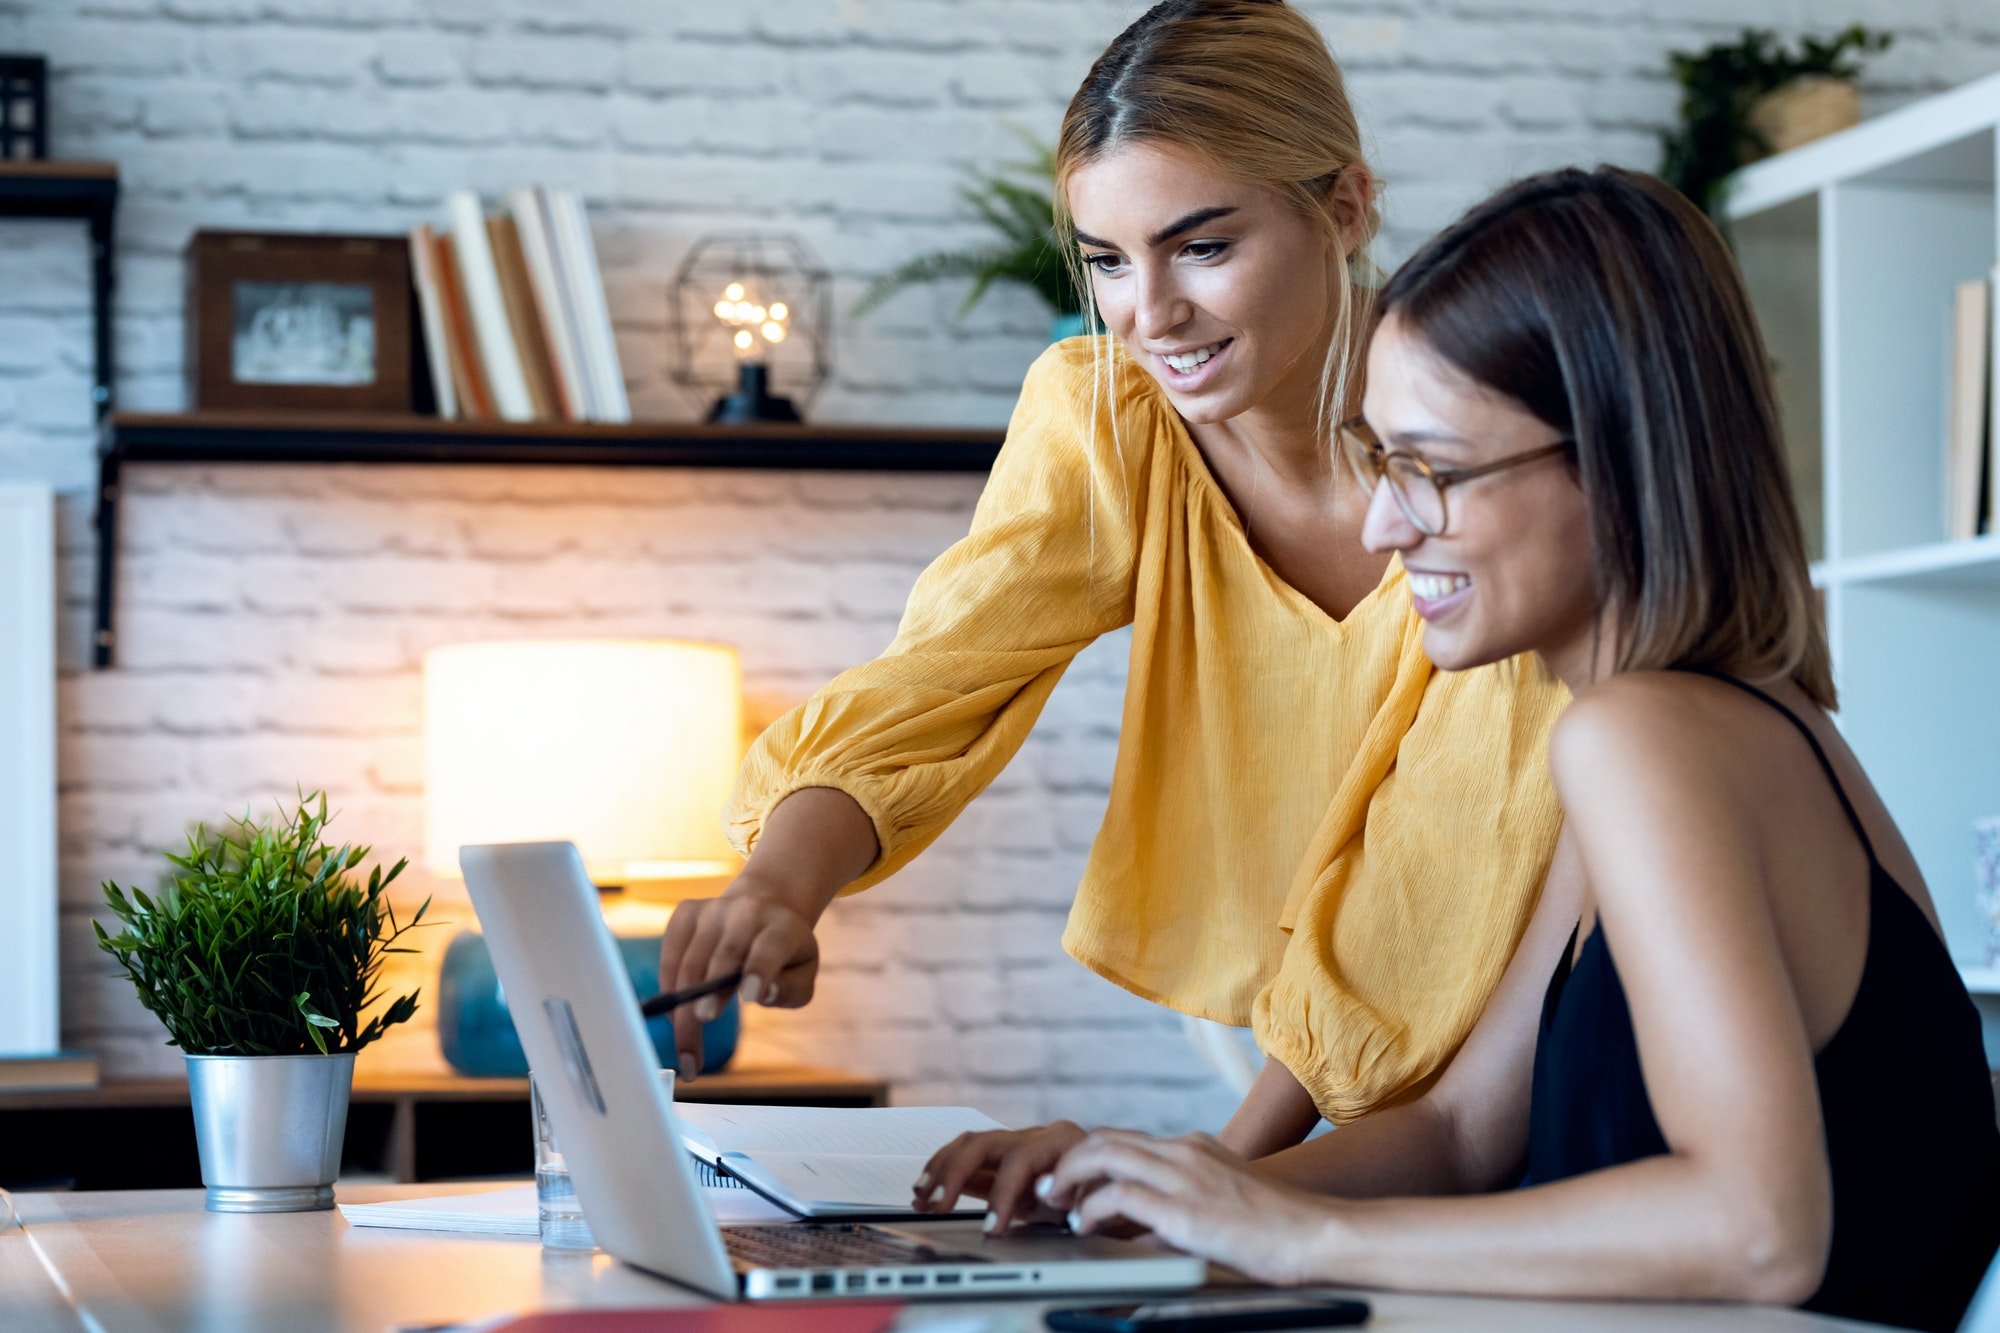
[[912, 833, 1579, 1230], [1216, 1059, 1322, 1158], [1048, 683, 1833, 1306]]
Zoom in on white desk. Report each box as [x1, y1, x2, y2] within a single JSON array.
[[0, 1186, 1885, 1332]]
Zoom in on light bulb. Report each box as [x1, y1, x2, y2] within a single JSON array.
[[761, 322, 786, 343], [733, 329, 754, 351], [712, 300, 731, 321], [724, 281, 745, 302], [769, 302, 788, 321], [749, 305, 767, 323]]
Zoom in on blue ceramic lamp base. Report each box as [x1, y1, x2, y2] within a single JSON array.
[[436, 929, 739, 1077]]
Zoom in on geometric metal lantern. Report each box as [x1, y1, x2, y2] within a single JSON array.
[[669, 232, 831, 424], [0, 55, 49, 162]]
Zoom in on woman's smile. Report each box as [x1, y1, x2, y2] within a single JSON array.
[[1406, 567, 1473, 619], [1156, 337, 1234, 389]]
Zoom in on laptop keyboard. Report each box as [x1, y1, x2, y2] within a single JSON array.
[[722, 1223, 985, 1271]]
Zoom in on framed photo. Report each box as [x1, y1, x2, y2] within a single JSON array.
[[186, 230, 414, 413], [0, 482, 56, 1056]]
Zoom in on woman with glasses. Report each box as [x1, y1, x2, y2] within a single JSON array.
[[663, 0, 1567, 1197], [1337, 417, 1573, 540], [1031, 166, 2000, 1331]]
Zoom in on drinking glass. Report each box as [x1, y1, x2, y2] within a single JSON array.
[[532, 1068, 675, 1249]]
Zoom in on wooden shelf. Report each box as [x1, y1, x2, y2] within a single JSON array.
[[106, 410, 1003, 472], [0, 159, 119, 216], [0, 1062, 886, 1111], [0, 1062, 888, 1187], [0, 160, 117, 178], [91, 410, 1004, 668]]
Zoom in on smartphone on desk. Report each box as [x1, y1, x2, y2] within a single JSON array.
[[1045, 1292, 1370, 1333]]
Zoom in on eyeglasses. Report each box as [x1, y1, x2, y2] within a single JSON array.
[[1337, 416, 1572, 537]]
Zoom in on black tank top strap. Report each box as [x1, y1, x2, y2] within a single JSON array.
[[1674, 666, 1880, 866]]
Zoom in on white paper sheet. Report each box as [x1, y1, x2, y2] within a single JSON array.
[[338, 1178, 792, 1236]]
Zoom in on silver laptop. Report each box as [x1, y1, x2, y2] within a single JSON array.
[[460, 840, 1207, 1302]]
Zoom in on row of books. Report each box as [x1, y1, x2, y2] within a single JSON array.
[[409, 187, 630, 424], [1946, 269, 2000, 541]]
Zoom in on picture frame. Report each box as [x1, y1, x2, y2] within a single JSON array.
[[0, 482, 56, 1056], [185, 230, 414, 413]]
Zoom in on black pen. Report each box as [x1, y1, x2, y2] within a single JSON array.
[[638, 969, 744, 1020]]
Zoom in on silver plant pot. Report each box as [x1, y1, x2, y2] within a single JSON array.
[[184, 1052, 355, 1213]]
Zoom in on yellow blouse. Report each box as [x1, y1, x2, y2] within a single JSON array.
[[726, 337, 1568, 1121]]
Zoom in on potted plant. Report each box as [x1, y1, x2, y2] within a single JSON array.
[[852, 130, 1088, 342], [1659, 25, 1894, 219], [95, 791, 430, 1213]]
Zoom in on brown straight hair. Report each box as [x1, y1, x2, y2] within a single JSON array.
[[1378, 166, 1835, 708], [1053, 0, 1381, 446]]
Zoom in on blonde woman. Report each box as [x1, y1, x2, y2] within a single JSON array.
[[663, 0, 1568, 1192]]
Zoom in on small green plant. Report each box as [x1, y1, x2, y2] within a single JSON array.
[[1660, 25, 1893, 217], [853, 129, 1085, 322], [95, 792, 431, 1057]]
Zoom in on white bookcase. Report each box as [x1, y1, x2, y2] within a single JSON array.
[[1724, 73, 2000, 997]]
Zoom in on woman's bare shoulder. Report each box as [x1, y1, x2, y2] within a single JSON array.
[[1549, 672, 1774, 887], [1551, 670, 1732, 756]]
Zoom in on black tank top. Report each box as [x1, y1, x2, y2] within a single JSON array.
[[1520, 671, 2000, 1332]]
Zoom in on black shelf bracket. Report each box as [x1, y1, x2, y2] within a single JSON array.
[[94, 430, 122, 669], [0, 165, 121, 664]]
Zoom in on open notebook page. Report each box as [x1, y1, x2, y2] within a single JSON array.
[[722, 1151, 975, 1214], [674, 1104, 1005, 1159], [673, 1104, 1005, 1216]]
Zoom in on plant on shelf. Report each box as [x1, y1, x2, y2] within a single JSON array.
[[95, 791, 432, 1213], [1659, 25, 1894, 219], [852, 129, 1087, 340]]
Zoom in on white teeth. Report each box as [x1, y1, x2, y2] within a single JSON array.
[[1409, 573, 1470, 600], [1164, 342, 1223, 372]]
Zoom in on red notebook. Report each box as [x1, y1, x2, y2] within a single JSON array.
[[481, 1304, 903, 1333]]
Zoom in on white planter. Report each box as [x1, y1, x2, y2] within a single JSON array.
[[185, 1053, 355, 1212]]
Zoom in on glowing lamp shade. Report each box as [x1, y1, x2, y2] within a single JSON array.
[[424, 640, 743, 886]]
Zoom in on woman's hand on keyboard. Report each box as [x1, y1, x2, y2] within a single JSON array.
[[913, 1121, 1088, 1233], [1042, 1129, 1326, 1283]]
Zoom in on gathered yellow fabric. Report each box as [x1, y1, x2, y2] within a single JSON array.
[[725, 336, 1568, 1121]]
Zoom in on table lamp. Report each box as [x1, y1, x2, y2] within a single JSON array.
[[423, 638, 745, 1077]]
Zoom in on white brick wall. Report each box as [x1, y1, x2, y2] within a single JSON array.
[[3, 0, 1995, 1133]]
